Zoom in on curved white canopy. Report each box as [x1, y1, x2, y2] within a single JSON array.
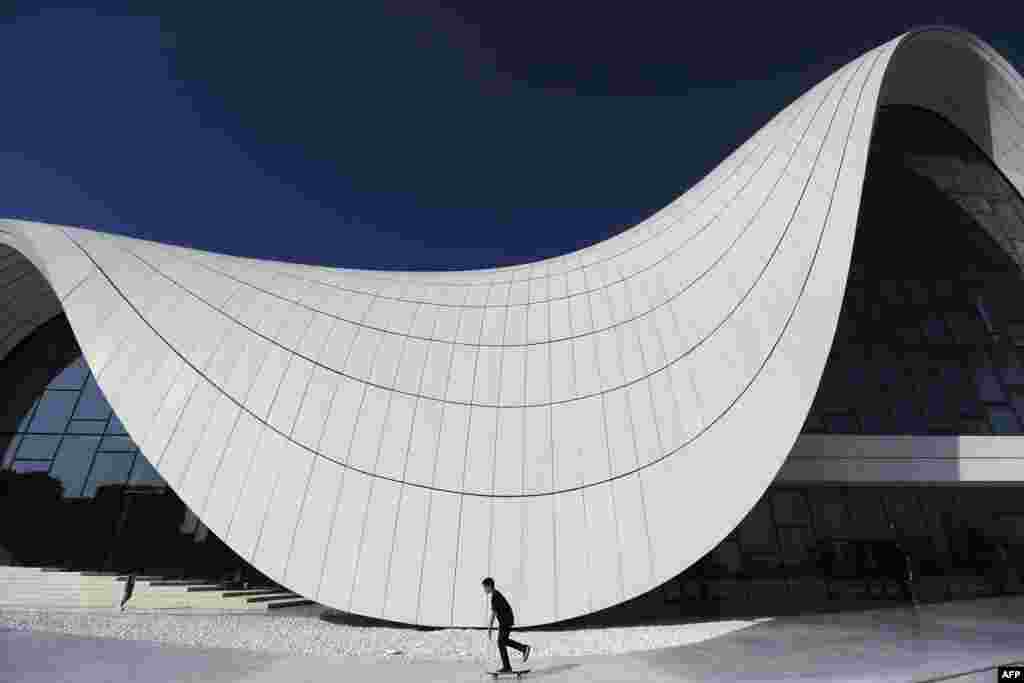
[[2, 27, 1022, 626]]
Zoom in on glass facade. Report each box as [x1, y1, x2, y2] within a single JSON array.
[[802, 105, 1024, 436], [610, 105, 1024, 622], [0, 316, 256, 581], [603, 483, 1024, 622], [2, 357, 164, 493]]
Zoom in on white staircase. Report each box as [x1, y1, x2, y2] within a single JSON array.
[[0, 566, 313, 611], [0, 566, 120, 607]]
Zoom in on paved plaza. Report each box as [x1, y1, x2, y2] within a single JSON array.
[[3, 597, 1024, 682]]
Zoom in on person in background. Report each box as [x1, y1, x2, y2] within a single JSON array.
[[120, 569, 137, 611], [986, 540, 1011, 595], [482, 577, 531, 672], [888, 522, 919, 607]]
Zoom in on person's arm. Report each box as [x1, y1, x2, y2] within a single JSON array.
[[487, 608, 495, 639]]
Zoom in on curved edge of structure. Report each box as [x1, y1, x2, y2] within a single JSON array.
[[1, 26, 1022, 627]]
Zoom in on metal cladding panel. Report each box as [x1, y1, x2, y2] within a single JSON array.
[[2, 28, 1023, 626]]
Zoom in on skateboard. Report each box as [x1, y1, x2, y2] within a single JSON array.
[[486, 669, 530, 679]]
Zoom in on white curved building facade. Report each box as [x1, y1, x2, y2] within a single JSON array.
[[2, 27, 1024, 626]]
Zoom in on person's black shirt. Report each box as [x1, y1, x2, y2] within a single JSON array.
[[491, 589, 514, 626]]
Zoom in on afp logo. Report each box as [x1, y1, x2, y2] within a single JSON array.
[[999, 665, 1024, 679]]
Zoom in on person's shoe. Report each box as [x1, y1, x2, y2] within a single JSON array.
[[522, 645, 531, 663], [498, 668, 513, 673]]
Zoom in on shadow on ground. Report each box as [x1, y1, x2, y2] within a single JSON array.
[[319, 610, 443, 631], [525, 663, 581, 679], [320, 589, 935, 633]]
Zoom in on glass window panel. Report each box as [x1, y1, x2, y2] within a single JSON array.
[[907, 280, 930, 306], [972, 352, 1006, 402], [710, 540, 743, 575], [778, 526, 813, 566], [13, 460, 51, 474], [875, 352, 901, 391], [68, 420, 106, 435], [959, 382, 986, 416], [81, 452, 134, 498], [903, 349, 931, 381], [879, 281, 906, 306], [1008, 322, 1024, 346], [992, 345, 1024, 386], [847, 288, 867, 316], [49, 435, 101, 498], [13, 434, 63, 461], [922, 315, 950, 344], [845, 489, 887, 536], [975, 296, 996, 334], [73, 378, 111, 420], [801, 109, 1024, 439], [738, 500, 777, 552], [107, 414, 129, 435], [128, 454, 165, 487], [2, 434, 23, 468], [743, 552, 782, 576], [897, 323, 922, 345], [803, 412, 825, 433], [47, 359, 90, 390], [27, 391, 78, 433], [868, 302, 884, 324], [939, 363, 968, 391], [945, 311, 987, 344], [892, 403, 927, 434], [16, 398, 40, 432], [923, 367, 959, 430], [836, 313, 859, 342], [98, 436, 136, 452], [825, 414, 859, 434], [959, 417, 990, 435], [882, 491, 920, 533], [987, 405, 1020, 434], [772, 490, 809, 525], [1011, 394, 1024, 426], [809, 490, 846, 536], [981, 288, 1017, 333], [859, 411, 893, 433]]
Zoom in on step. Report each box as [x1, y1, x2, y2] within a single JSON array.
[[0, 579, 119, 587], [144, 580, 224, 587], [244, 593, 300, 603], [221, 589, 291, 598], [266, 599, 316, 609], [0, 567, 301, 611], [127, 599, 269, 610], [0, 583, 120, 591], [134, 585, 225, 594]]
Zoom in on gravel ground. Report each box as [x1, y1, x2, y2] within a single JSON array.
[[0, 607, 763, 662]]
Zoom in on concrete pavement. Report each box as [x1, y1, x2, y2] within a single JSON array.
[[4, 597, 1024, 682]]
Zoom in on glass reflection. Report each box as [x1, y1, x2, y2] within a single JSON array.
[[2, 354, 163, 499], [803, 106, 1024, 436]]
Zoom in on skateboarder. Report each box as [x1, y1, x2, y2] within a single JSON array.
[[482, 577, 531, 673]]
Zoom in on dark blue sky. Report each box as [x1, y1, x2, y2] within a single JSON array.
[[2, 3, 1022, 270]]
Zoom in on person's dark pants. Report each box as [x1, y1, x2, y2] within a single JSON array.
[[497, 624, 526, 671], [899, 579, 915, 603]]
